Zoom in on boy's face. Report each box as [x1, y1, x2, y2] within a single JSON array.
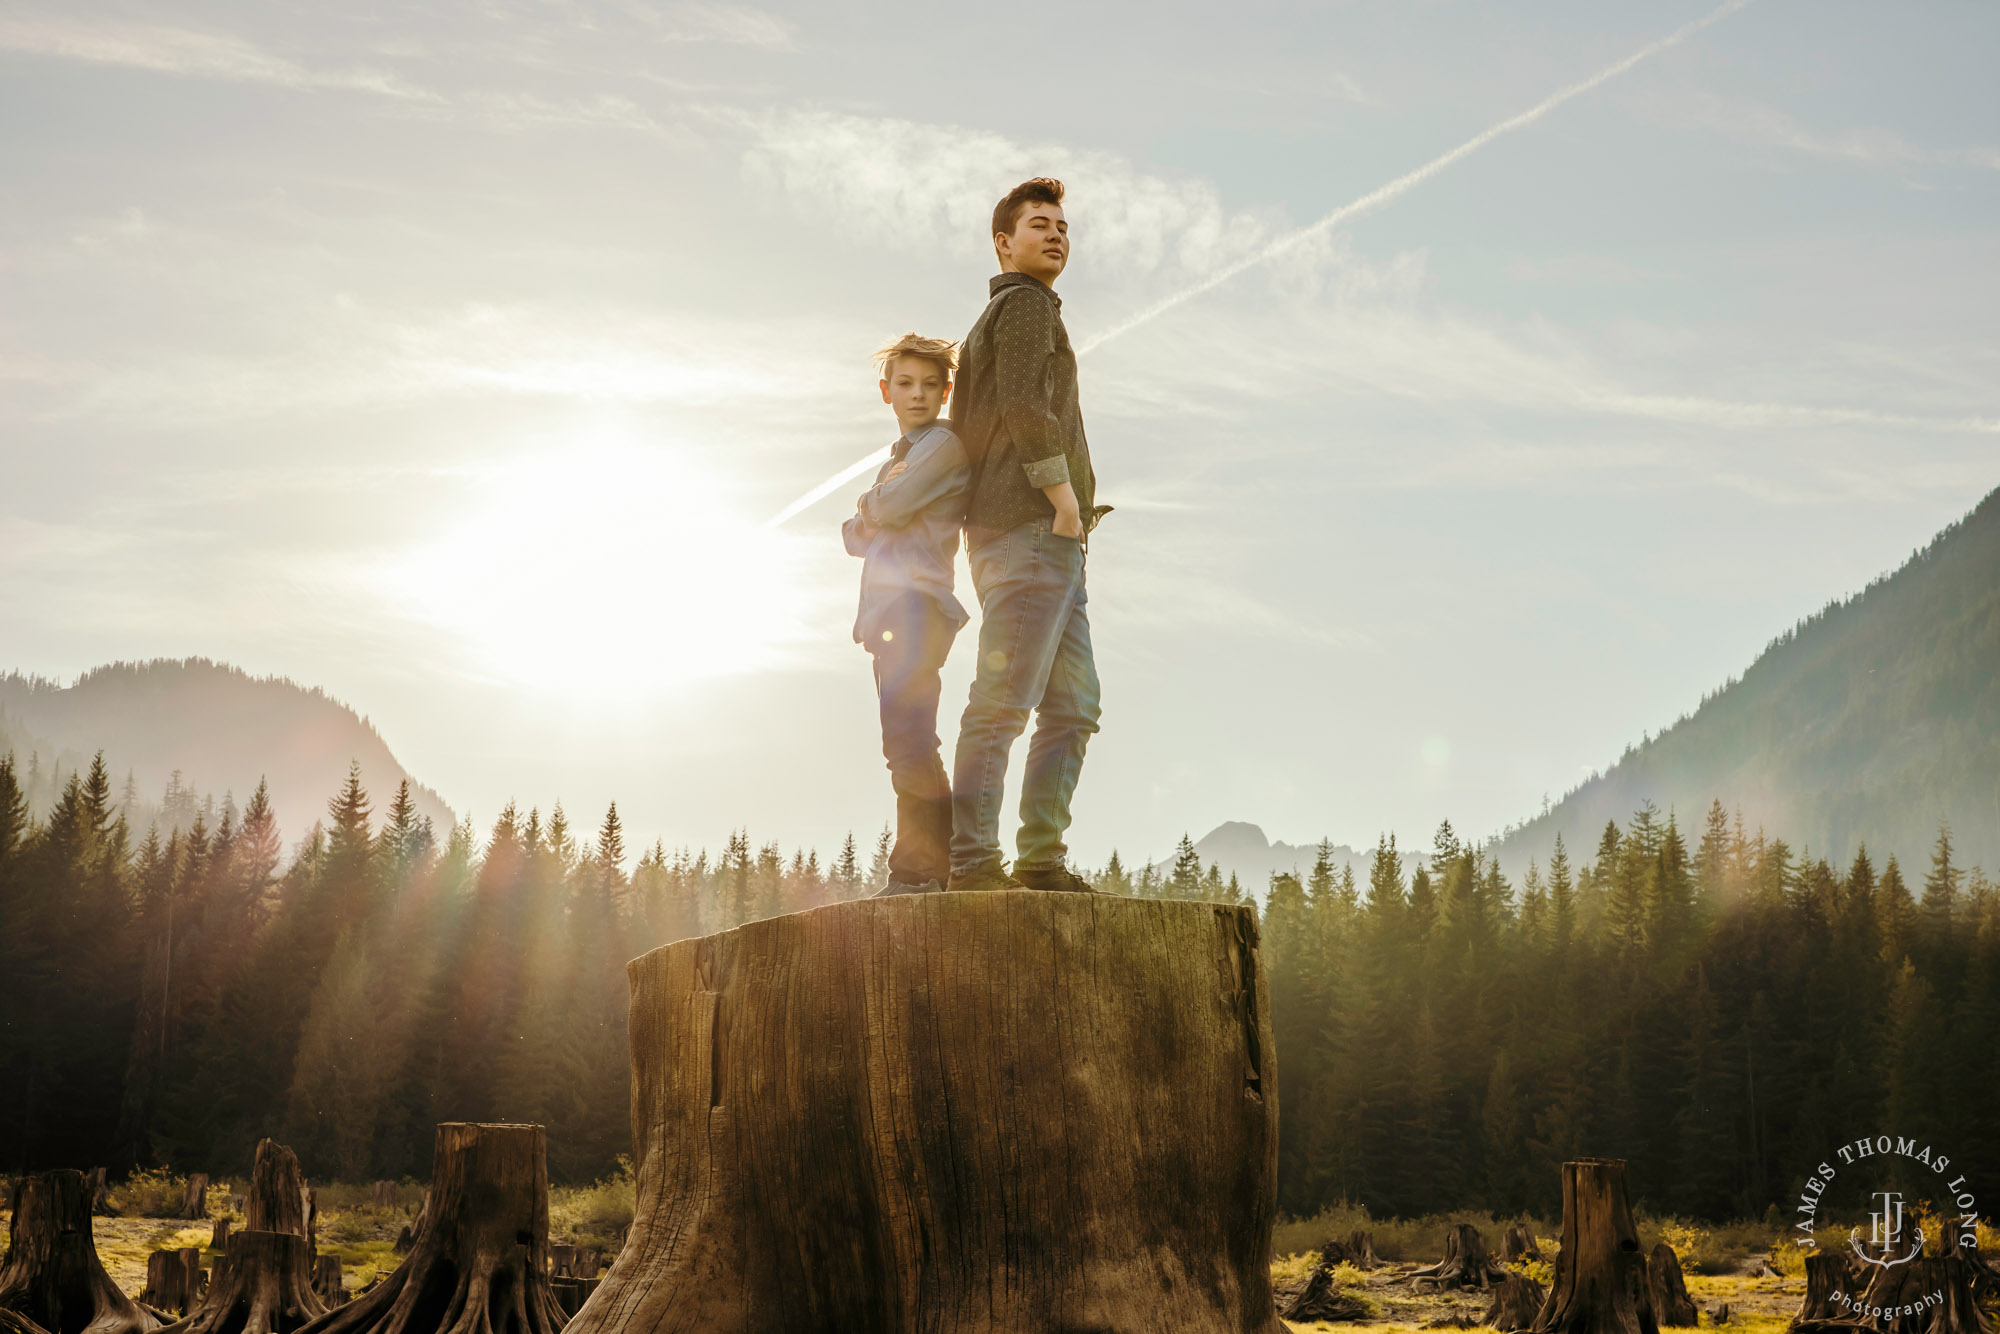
[[995, 202, 1068, 285], [879, 355, 950, 434]]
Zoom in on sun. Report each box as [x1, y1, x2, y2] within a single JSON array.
[[376, 430, 817, 701]]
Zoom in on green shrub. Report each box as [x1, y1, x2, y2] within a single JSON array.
[[549, 1157, 636, 1248], [106, 1167, 189, 1217]]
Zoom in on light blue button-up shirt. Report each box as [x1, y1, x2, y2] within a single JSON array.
[[840, 420, 973, 645]]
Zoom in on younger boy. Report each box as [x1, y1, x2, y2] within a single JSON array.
[[841, 334, 972, 894]]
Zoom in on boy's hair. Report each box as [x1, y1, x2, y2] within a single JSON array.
[[991, 177, 1065, 241], [874, 333, 957, 382]]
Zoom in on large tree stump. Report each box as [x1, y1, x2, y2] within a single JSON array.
[[567, 894, 1281, 1333], [158, 1232, 324, 1334], [178, 1179, 211, 1223], [241, 1146, 309, 1244], [1485, 1275, 1551, 1332], [139, 1253, 205, 1318], [206, 1226, 230, 1257], [1647, 1245, 1699, 1328], [1411, 1224, 1508, 1291], [0, 1171, 159, 1334], [1282, 1252, 1371, 1323], [1529, 1159, 1660, 1334], [1, 1310, 53, 1334], [288, 1124, 566, 1334]]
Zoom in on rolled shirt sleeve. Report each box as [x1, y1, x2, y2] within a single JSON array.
[[992, 292, 1071, 491]]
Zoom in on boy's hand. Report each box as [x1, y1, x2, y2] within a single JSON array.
[[1043, 481, 1083, 539], [885, 461, 909, 480]]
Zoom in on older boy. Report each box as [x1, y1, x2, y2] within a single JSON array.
[[841, 334, 971, 895], [946, 178, 1106, 895]]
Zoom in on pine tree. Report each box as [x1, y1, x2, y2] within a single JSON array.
[[1094, 850, 1133, 896], [833, 832, 861, 901], [866, 825, 892, 896], [1169, 835, 1202, 900]]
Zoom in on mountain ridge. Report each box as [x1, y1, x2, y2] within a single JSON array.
[[0, 657, 453, 844]]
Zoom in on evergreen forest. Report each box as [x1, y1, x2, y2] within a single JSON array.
[[3, 751, 1995, 1228]]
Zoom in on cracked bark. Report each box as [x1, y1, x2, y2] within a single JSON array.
[[0, 1172, 159, 1334], [567, 892, 1282, 1333]]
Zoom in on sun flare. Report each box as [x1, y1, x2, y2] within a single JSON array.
[[377, 434, 815, 700]]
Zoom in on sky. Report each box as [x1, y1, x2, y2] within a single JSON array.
[[2, 0, 1997, 871]]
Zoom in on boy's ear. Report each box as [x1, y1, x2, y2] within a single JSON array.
[[880, 378, 892, 405], [940, 380, 953, 405]]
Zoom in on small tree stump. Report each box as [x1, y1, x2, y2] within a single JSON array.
[[84, 1174, 110, 1219], [207, 1224, 231, 1256], [368, 1184, 394, 1211], [1411, 1224, 1508, 1291], [1528, 1159, 1659, 1334], [140, 1252, 206, 1317], [158, 1232, 324, 1334], [1711, 1303, 1730, 1325], [1324, 1232, 1381, 1270], [1282, 1252, 1371, 1323], [307, 1261, 343, 1313], [567, 894, 1282, 1333], [386, 1229, 412, 1261], [0, 1171, 159, 1334], [287, 1124, 565, 1334], [546, 1246, 575, 1279], [1485, 1275, 1550, 1332], [179, 1177, 212, 1223], [1648, 1244, 1700, 1327], [1505, 1225, 1545, 1265], [1791, 1252, 1859, 1327]]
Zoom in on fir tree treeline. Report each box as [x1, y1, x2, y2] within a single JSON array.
[[1259, 807, 2000, 1222], [0, 752, 879, 1181], [6, 749, 1997, 1219]]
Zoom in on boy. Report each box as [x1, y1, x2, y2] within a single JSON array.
[[841, 334, 972, 895], [946, 177, 1106, 895]]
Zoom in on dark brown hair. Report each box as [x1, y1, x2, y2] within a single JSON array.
[[990, 177, 1065, 241], [873, 332, 957, 382]]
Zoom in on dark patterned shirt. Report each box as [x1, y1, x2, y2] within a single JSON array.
[[950, 272, 1096, 546]]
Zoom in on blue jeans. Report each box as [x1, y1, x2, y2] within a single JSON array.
[[949, 517, 1102, 876], [868, 593, 958, 886]]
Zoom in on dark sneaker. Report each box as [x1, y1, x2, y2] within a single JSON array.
[[1011, 862, 1100, 894], [945, 864, 1026, 893], [871, 877, 943, 897]]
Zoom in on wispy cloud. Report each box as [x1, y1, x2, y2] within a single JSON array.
[[1671, 91, 2000, 172], [0, 15, 439, 100], [738, 107, 1281, 281], [646, 3, 795, 50]]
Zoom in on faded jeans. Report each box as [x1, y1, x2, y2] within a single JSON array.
[[949, 516, 1102, 876], [869, 592, 958, 886]]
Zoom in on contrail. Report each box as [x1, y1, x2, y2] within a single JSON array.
[[772, 0, 1757, 526], [1074, 0, 1758, 355], [766, 445, 893, 529]]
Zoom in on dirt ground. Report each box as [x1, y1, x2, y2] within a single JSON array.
[[1275, 1258, 1807, 1334]]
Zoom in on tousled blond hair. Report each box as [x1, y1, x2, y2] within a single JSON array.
[[874, 333, 957, 382]]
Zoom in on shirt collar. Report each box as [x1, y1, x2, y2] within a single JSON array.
[[891, 421, 942, 459], [990, 270, 1060, 307]]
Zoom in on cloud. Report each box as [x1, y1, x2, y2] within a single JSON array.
[[738, 107, 1281, 282], [1669, 91, 2000, 172], [652, 4, 794, 50], [0, 15, 439, 100]]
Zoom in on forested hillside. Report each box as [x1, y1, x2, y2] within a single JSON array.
[[1498, 486, 2000, 874], [5, 753, 1994, 1223], [0, 658, 452, 839]]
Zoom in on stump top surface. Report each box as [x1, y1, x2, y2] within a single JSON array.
[[629, 889, 1259, 967]]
